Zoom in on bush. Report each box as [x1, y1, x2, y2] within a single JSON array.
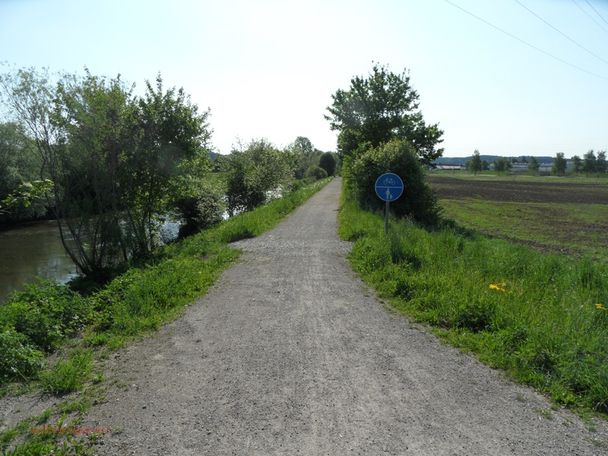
[[348, 139, 440, 225], [319, 152, 336, 176], [175, 184, 224, 237], [305, 166, 328, 181], [226, 140, 292, 214], [0, 329, 44, 383], [0, 281, 91, 352]]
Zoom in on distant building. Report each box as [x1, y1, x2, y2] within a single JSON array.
[[435, 164, 465, 170]]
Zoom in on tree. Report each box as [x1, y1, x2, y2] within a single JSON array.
[[467, 150, 482, 175], [552, 152, 567, 176], [481, 160, 490, 171], [528, 156, 540, 174], [1, 68, 211, 277], [287, 136, 322, 179], [226, 139, 292, 214], [0, 122, 45, 223], [583, 150, 597, 174], [318, 152, 336, 176], [597, 151, 607, 174], [325, 64, 443, 165], [572, 155, 583, 173], [494, 157, 512, 173]]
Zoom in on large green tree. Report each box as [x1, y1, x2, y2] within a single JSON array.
[[1, 68, 211, 277], [325, 64, 443, 165]]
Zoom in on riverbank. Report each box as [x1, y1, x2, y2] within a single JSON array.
[[0, 178, 331, 453]]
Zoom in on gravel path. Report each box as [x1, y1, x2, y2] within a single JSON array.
[[86, 179, 608, 455]]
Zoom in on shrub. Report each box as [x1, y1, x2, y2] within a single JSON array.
[[175, 184, 224, 237], [305, 166, 328, 181], [319, 152, 336, 176], [0, 329, 44, 383], [226, 139, 292, 214], [348, 139, 440, 225], [0, 280, 91, 352]]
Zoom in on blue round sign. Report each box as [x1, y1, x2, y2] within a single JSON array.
[[375, 172, 404, 202]]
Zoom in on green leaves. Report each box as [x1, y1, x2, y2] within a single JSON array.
[[326, 64, 444, 165]]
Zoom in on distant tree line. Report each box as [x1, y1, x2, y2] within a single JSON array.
[[461, 150, 607, 177]]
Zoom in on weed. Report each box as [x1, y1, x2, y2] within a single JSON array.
[[39, 350, 93, 395]]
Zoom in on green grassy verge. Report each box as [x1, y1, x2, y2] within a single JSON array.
[[339, 197, 608, 417], [439, 199, 608, 261], [0, 178, 331, 454]]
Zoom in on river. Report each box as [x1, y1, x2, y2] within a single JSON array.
[[0, 188, 281, 304], [0, 221, 79, 304]]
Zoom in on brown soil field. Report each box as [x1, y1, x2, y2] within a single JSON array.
[[428, 175, 608, 203]]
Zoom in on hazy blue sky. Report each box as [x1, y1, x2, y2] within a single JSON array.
[[1, 0, 607, 157]]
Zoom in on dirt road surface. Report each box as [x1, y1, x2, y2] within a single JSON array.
[[86, 179, 608, 455]]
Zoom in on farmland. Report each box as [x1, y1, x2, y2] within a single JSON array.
[[428, 174, 608, 261]]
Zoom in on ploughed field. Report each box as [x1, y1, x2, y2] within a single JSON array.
[[428, 174, 608, 260]]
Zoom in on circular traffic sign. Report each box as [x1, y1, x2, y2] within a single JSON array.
[[375, 172, 404, 202]]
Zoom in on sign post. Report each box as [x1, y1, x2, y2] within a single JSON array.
[[374, 172, 405, 234]]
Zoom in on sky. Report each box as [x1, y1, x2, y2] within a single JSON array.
[[1, 0, 607, 157]]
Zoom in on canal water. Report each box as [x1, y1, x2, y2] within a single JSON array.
[[0, 221, 78, 304]]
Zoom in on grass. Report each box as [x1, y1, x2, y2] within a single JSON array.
[[39, 350, 93, 395], [0, 177, 331, 453], [439, 199, 608, 261], [339, 196, 608, 417], [429, 170, 608, 184]]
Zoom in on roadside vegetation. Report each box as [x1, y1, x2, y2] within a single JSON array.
[[0, 65, 336, 453], [0, 177, 330, 453], [330, 64, 608, 418]]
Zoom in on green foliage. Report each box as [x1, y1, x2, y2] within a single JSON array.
[[318, 152, 336, 176], [0, 280, 91, 352], [493, 157, 512, 173], [0, 122, 46, 223], [226, 139, 292, 214], [1, 68, 212, 276], [175, 182, 224, 237], [305, 165, 328, 181], [552, 152, 567, 176], [347, 139, 440, 225], [340, 198, 608, 415], [572, 155, 583, 173], [0, 329, 44, 383], [287, 136, 323, 179], [39, 350, 93, 395], [584, 150, 597, 174], [326, 63, 443, 165], [466, 150, 482, 175], [527, 156, 540, 174]]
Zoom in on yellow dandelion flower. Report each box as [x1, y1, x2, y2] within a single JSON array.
[[489, 283, 506, 292], [596, 303, 606, 311]]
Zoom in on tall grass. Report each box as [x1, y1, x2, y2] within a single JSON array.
[[340, 198, 608, 415]]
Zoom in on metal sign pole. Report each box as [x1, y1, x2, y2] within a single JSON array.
[[385, 200, 389, 234], [375, 172, 405, 236]]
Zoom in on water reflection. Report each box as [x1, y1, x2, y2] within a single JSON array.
[[0, 221, 79, 304]]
